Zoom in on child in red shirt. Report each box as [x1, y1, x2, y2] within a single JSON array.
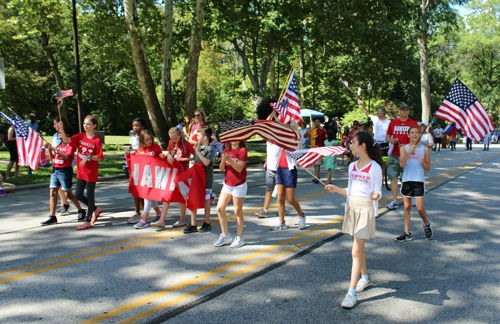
[[151, 127, 195, 228], [132, 130, 164, 229], [59, 115, 104, 230], [214, 141, 248, 248], [41, 124, 84, 226]]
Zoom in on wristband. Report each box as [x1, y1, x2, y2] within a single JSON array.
[[87, 154, 92, 160]]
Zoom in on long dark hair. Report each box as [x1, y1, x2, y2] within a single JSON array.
[[355, 132, 383, 167], [327, 130, 335, 142]]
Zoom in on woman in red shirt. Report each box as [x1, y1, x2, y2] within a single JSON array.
[[188, 109, 210, 145], [132, 130, 165, 229], [213, 141, 247, 248], [59, 115, 104, 230], [151, 127, 195, 228]]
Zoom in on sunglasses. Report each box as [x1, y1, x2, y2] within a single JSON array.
[[353, 123, 359, 125], [195, 114, 201, 117], [144, 138, 153, 142]]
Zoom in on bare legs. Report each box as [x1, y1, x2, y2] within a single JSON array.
[[276, 185, 304, 224], [350, 237, 367, 289], [403, 197, 428, 233], [217, 192, 245, 237]]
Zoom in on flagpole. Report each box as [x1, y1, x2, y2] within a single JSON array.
[[57, 101, 61, 123], [278, 65, 295, 102], [7, 107, 51, 146], [339, 78, 364, 102], [297, 162, 326, 186]]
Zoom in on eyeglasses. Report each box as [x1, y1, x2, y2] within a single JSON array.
[[144, 138, 153, 142], [195, 114, 201, 117]]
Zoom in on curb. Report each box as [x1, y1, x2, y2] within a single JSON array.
[[15, 174, 128, 192]]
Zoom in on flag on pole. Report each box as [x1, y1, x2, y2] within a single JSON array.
[[56, 89, 74, 103], [0, 111, 14, 125], [339, 77, 349, 88], [218, 120, 300, 152], [435, 79, 494, 142], [11, 112, 43, 170], [270, 68, 302, 126], [443, 123, 458, 136], [286, 146, 347, 168]]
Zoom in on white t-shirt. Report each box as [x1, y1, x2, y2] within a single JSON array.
[[370, 115, 391, 142], [130, 135, 140, 150], [433, 128, 443, 138], [347, 160, 383, 215], [266, 142, 282, 171], [299, 128, 309, 145]]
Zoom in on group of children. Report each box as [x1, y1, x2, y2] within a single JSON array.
[[41, 112, 433, 308]]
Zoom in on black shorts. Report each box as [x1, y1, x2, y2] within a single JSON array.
[[401, 181, 425, 198], [378, 142, 390, 157], [8, 141, 18, 162], [435, 137, 442, 144]]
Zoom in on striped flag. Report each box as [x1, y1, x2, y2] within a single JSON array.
[[286, 146, 347, 168], [11, 112, 43, 170], [435, 79, 494, 142], [270, 68, 302, 126], [218, 120, 300, 152], [339, 77, 349, 88], [56, 89, 74, 103]]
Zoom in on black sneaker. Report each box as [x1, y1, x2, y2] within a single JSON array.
[[183, 224, 198, 234], [60, 204, 71, 216], [77, 209, 86, 222], [41, 215, 57, 226], [395, 232, 412, 242], [424, 222, 433, 240], [199, 222, 211, 232]]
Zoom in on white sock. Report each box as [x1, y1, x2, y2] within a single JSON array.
[[263, 208, 268, 213]]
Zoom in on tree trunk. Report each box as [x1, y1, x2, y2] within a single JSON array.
[[299, 42, 305, 105], [124, 0, 170, 147], [184, 0, 206, 119], [418, 0, 431, 124], [161, 0, 176, 126], [270, 55, 276, 98], [39, 32, 68, 120]]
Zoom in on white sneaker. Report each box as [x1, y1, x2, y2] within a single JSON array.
[[230, 236, 245, 248], [270, 222, 287, 231], [341, 293, 357, 308], [150, 221, 165, 228], [127, 213, 142, 224], [356, 278, 370, 293], [255, 208, 269, 218], [214, 234, 233, 247], [386, 200, 399, 210], [172, 221, 186, 228], [298, 216, 306, 230]]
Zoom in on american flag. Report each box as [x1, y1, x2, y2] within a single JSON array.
[[286, 146, 347, 168], [56, 89, 74, 103], [270, 68, 302, 126], [339, 77, 349, 88], [11, 112, 43, 170], [218, 120, 300, 152], [435, 79, 494, 142]]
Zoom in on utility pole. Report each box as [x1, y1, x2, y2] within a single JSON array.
[[72, 0, 84, 132]]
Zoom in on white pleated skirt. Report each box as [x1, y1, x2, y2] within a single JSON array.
[[342, 195, 376, 239]]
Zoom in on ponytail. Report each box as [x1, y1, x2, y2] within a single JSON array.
[[354, 132, 383, 168]]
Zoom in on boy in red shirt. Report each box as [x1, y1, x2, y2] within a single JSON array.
[[385, 104, 419, 209], [41, 124, 85, 225]]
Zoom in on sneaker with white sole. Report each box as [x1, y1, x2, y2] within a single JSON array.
[[151, 215, 161, 223], [298, 215, 306, 230], [341, 293, 357, 308], [255, 208, 269, 218], [59, 204, 71, 216], [134, 221, 149, 229], [150, 221, 165, 228], [270, 222, 287, 231], [386, 200, 399, 210], [127, 213, 142, 224], [356, 278, 370, 293], [214, 233, 233, 247], [172, 221, 186, 228], [230, 236, 245, 248], [0, 188, 6, 197], [395, 232, 412, 242], [424, 222, 433, 240]]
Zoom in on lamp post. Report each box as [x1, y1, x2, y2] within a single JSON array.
[[367, 81, 372, 112], [72, 0, 83, 133]]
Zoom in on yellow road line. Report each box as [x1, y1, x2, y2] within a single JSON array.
[[80, 218, 344, 324]]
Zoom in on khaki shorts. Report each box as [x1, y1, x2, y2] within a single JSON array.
[[387, 154, 404, 179], [314, 157, 324, 166]]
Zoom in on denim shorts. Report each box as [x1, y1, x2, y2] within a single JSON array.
[[276, 166, 298, 188], [50, 167, 74, 191]]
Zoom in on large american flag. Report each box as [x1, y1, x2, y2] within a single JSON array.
[[270, 68, 302, 126], [435, 79, 494, 142], [57, 89, 74, 103], [286, 146, 347, 168], [11, 112, 43, 170], [218, 120, 300, 152]]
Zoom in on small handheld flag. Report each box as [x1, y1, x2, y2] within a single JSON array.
[[56, 89, 74, 103]]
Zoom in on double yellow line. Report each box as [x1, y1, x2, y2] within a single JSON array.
[[81, 152, 500, 324]]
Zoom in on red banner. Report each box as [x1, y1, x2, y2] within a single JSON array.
[[127, 154, 206, 210]]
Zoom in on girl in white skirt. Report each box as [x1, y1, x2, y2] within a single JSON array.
[[325, 132, 383, 309]]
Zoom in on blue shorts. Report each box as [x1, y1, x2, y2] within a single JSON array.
[[276, 166, 297, 188], [50, 167, 74, 191]]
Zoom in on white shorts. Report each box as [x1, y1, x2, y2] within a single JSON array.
[[221, 181, 248, 198], [314, 157, 324, 166]]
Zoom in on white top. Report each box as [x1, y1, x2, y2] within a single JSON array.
[[402, 144, 425, 183], [347, 160, 383, 215], [370, 115, 391, 142], [130, 135, 140, 150], [433, 128, 443, 138], [266, 142, 298, 171], [299, 128, 309, 145]]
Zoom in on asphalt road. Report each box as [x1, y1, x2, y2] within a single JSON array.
[[1, 144, 499, 324]]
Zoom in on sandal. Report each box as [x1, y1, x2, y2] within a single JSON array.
[[76, 224, 94, 230], [91, 208, 102, 225]]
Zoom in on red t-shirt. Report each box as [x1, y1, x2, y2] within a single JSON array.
[[168, 140, 195, 172], [224, 147, 247, 186], [386, 118, 419, 156], [137, 143, 163, 156], [315, 128, 326, 147], [70, 132, 104, 182], [342, 134, 347, 146], [52, 143, 75, 168], [190, 123, 209, 142], [278, 149, 288, 168]]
